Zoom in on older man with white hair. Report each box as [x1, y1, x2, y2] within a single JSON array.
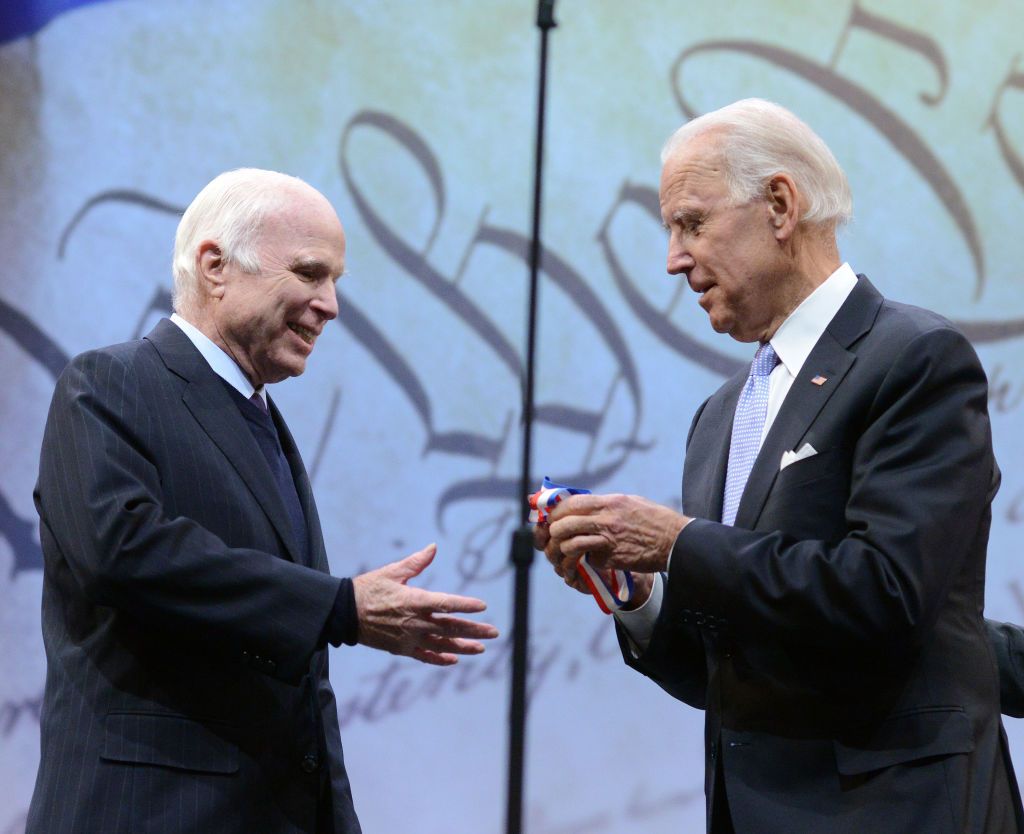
[[28, 168, 498, 834], [537, 100, 1021, 833]]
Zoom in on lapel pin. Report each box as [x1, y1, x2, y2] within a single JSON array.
[[811, 375, 828, 386]]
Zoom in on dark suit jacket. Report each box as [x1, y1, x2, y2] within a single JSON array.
[[28, 319, 360, 834], [989, 620, 1024, 720], [619, 277, 1021, 833]]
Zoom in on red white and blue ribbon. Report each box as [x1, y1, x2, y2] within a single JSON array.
[[528, 476, 634, 615]]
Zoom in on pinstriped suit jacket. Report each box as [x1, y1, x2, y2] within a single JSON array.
[[28, 319, 361, 833]]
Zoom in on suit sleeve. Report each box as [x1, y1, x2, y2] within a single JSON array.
[[36, 349, 341, 683], [987, 619, 1024, 718], [664, 325, 995, 659], [616, 396, 713, 709], [616, 597, 708, 709]]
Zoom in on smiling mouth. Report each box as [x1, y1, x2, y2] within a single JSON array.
[[288, 323, 317, 345]]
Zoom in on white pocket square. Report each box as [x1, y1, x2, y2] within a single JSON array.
[[780, 443, 818, 471]]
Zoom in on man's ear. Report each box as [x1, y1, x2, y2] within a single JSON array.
[[197, 240, 227, 299], [766, 173, 800, 242]]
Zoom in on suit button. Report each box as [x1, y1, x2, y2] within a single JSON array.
[[302, 754, 319, 773], [267, 660, 277, 672], [710, 742, 717, 761]]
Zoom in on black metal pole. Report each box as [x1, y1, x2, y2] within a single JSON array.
[[506, 3, 556, 834]]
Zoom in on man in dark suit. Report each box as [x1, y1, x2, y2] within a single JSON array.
[[28, 168, 498, 834], [536, 99, 1021, 832]]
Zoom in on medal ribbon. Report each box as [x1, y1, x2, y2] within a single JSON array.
[[528, 476, 634, 615]]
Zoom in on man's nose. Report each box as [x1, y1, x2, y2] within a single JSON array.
[[666, 238, 694, 276], [312, 281, 339, 320]]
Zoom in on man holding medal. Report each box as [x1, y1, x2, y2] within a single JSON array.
[[534, 99, 1021, 833]]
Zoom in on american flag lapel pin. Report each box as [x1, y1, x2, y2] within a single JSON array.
[[811, 374, 828, 386]]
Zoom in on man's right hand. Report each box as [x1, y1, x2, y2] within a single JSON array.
[[534, 521, 588, 594], [353, 544, 499, 666], [534, 522, 655, 609]]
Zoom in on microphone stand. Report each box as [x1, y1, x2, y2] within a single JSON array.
[[506, 2, 557, 833]]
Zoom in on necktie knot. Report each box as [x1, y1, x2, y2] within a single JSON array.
[[750, 342, 778, 377], [250, 392, 269, 415]]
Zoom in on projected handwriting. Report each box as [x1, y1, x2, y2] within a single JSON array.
[[336, 617, 613, 729], [670, 3, 1024, 343], [986, 56, 1024, 197], [598, 181, 745, 377], [828, 0, 948, 106], [0, 297, 69, 578], [0, 692, 41, 736], [339, 110, 649, 585], [1007, 491, 1024, 526], [988, 364, 1024, 414], [671, 29, 985, 301], [530, 782, 703, 833], [5, 6, 1024, 746]]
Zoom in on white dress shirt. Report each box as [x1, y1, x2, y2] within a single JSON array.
[[616, 263, 859, 649], [169, 313, 268, 407]]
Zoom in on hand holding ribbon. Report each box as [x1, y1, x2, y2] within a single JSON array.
[[528, 477, 635, 614]]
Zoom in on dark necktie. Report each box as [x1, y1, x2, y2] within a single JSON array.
[[249, 392, 270, 415], [246, 392, 310, 563]]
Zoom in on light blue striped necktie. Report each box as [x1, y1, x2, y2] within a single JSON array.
[[722, 342, 779, 526]]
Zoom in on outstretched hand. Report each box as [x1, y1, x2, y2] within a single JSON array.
[[353, 544, 499, 666]]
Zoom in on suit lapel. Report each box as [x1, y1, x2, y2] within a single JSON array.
[[145, 319, 302, 563], [733, 276, 884, 529], [271, 399, 326, 571], [685, 375, 745, 522], [733, 331, 853, 529]]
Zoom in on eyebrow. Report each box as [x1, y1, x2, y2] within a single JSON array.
[[289, 257, 340, 278], [662, 208, 704, 230]]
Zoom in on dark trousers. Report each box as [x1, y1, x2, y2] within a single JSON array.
[[317, 776, 334, 834], [711, 755, 736, 834]]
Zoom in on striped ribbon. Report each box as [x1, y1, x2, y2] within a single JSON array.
[[528, 476, 634, 615]]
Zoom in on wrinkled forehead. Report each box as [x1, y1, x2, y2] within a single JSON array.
[[659, 138, 730, 211], [263, 189, 347, 272]]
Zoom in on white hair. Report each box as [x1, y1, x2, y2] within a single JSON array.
[[661, 98, 852, 227], [171, 168, 311, 314]]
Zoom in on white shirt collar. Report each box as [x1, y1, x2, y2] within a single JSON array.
[[169, 313, 266, 405], [770, 262, 858, 378]]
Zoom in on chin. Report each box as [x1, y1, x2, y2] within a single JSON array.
[[708, 316, 731, 335], [262, 362, 306, 384]]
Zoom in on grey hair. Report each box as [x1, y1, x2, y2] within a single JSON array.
[[661, 98, 852, 227], [171, 168, 310, 314]]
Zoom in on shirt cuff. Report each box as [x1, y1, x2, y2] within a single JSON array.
[[613, 572, 664, 653], [321, 577, 359, 648]]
